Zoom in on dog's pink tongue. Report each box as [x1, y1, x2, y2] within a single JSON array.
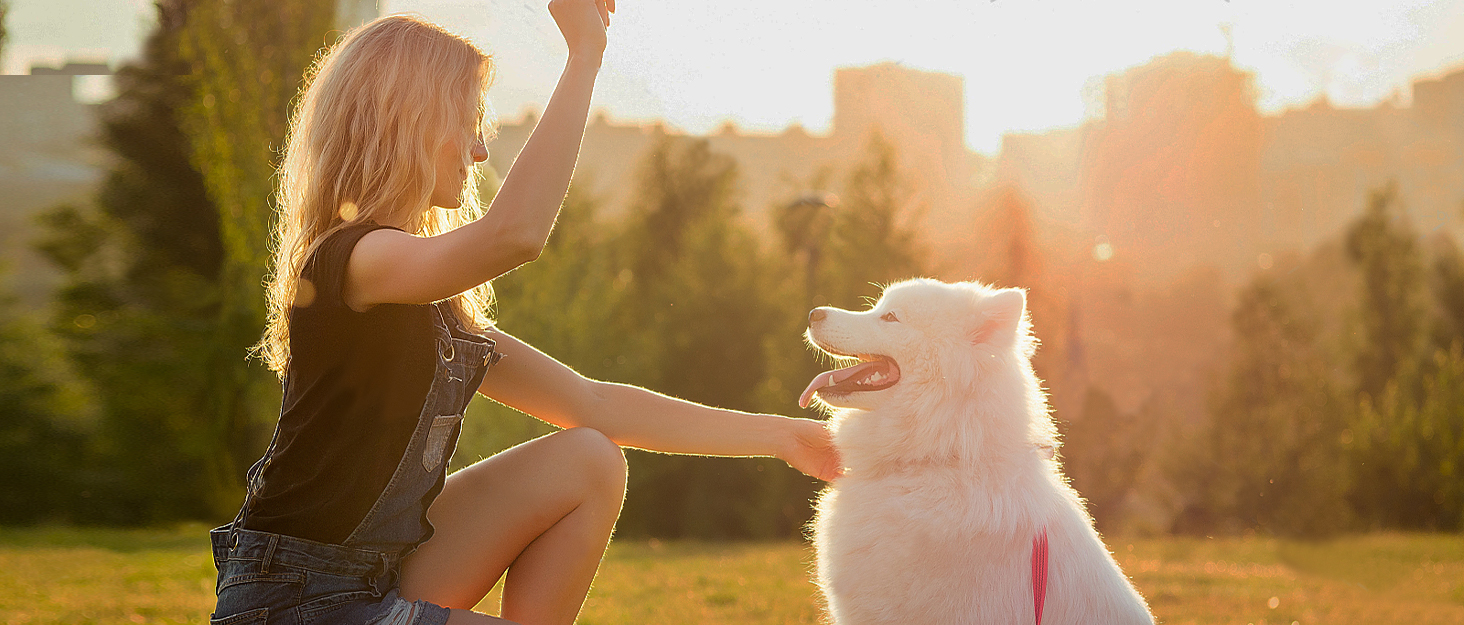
[[799, 361, 881, 408], [799, 370, 838, 409]]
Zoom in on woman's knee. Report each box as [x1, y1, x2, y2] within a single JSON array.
[[553, 427, 627, 491]]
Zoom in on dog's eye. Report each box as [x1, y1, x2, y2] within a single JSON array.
[[881, 312, 899, 323]]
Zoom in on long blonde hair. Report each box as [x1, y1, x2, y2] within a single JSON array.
[[258, 14, 496, 376]]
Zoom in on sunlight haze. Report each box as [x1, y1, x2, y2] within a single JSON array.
[[8, 0, 1464, 152]]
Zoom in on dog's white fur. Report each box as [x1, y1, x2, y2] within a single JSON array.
[[807, 279, 1153, 625]]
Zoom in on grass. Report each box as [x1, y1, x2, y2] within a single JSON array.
[[1, 525, 1462, 624]]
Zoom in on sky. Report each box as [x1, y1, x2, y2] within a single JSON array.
[[8, 0, 1464, 154]]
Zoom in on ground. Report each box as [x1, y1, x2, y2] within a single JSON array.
[[1, 526, 1461, 624]]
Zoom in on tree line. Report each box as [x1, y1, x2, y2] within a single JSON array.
[[0, 0, 926, 535], [3, 0, 1460, 538], [1059, 186, 1464, 537]]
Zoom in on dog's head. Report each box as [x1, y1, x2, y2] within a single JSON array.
[[800, 278, 1035, 412]]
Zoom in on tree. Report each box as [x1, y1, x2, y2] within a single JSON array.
[[453, 185, 620, 470], [34, 0, 338, 522], [1058, 389, 1160, 532], [760, 136, 931, 535], [35, 0, 231, 522], [460, 138, 821, 539], [1340, 184, 1464, 529], [1, 1, 9, 67], [1344, 185, 1429, 402], [970, 185, 1078, 416], [605, 136, 796, 538], [1427, 233, 1464, 353], [175, 0, 337, 516], [0, 276, 93, 523], [819, 133, 927, 309], [1349, 346, 1464, 530], [1198, 278, 1350, 536]]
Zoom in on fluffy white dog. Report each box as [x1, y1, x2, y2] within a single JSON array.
[[801, 279, 1153, 625]]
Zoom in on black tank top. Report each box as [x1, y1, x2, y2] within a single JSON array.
[[243, 222, 440, 545]]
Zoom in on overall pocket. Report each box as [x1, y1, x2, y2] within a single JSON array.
[[422, 414, 463, 472], [212, 565, 302, 623], [210, 607, 268, 625]]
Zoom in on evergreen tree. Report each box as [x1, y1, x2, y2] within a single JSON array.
[[820, 133, 926, 309], [35, 0, 337, 521], [1201, 278, 1350, 536], [1427, 233, 1464, 352], [763, 135, 931, 536], [608, 136, 792, 538], [1344, 185, 1429, 401], [1350, 346, 1464, 530], [175, 0, 337, 516], [35, 1, 229, 522], [1340, 184, 1464, 529], [416, 135, 932, 539], [1058, 389, 1160, 532], [462, 138, 820, 539], [0, 277, 93, 523]]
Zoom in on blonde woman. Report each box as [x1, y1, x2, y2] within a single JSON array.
[[208, 2, 839, 624]]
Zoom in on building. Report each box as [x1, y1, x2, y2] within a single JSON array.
[[336, 0, 380, 31], [0, 62, 110, 305], [992, 52, 1464, 283], [485, 63, 983, 252]]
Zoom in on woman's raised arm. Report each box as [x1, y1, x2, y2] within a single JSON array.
[[346, 0, 614, 311]]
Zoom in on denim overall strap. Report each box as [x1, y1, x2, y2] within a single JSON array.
[[340, 302, 498, 554]]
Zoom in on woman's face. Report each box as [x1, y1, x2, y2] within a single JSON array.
[[430, 129, 489, 209]]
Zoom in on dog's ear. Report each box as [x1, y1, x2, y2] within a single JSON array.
[[969, 288, 1026, 346]]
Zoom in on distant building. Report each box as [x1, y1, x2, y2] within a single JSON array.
[[833, 63, 976, 250], [0, 62, 109, 305], [992, 52, 1464, 283], [336, 0, 380, 31], [1262, 70, 1464, 251], [486, 62, 983, 252], [1081, 51, 1265, 279]]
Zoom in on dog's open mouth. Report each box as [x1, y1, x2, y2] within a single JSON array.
[[799, 355, 901, 408]]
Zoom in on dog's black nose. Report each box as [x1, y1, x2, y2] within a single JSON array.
[[809, 308, 827, 324]]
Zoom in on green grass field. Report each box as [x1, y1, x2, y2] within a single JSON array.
[[2, 525, 1461, 624]]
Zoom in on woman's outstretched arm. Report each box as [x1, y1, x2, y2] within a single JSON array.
[[347, 0, 615, 310], [477, 329, 843, 482]]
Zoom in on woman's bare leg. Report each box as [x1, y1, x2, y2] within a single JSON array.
[[399, 427, 627, 625]]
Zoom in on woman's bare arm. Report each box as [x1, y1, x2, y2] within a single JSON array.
[[347, 0, 613, 310], [477, 329, 842, 482]]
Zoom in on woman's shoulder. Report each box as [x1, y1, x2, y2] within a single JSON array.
[[301, 221, 406, 310], [306, 221, 401, 271]]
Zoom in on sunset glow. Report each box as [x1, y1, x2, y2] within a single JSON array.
[[386, 0, 1464, 152], [9, 0, 1464, 152]]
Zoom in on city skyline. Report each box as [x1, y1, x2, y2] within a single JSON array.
[[6, 0, 1464, 153]]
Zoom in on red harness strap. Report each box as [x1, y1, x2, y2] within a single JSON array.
[[1031, 527, 1049, 625]]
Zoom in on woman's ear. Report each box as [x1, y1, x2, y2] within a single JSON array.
[[969, 288, 1026, 346]]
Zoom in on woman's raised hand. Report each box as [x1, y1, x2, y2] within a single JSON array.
[[549, 0, 613, 60]]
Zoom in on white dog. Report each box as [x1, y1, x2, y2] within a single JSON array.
[[802, 279, 1153, 625]]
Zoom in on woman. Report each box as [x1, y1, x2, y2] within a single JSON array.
[[209, 2, 840, 624]]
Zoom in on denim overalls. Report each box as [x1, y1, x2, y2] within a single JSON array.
[[210, 303, 501, 624]]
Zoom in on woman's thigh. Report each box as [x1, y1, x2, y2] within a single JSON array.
[[398, 427, 627, 611]]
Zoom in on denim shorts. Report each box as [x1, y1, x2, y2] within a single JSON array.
[[210, 526, 452, 625]]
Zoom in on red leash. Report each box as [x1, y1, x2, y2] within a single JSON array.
[[1031, 527, 1049, 625]]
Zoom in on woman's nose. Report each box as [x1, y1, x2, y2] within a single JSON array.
[[471, 138, 489, 164]]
